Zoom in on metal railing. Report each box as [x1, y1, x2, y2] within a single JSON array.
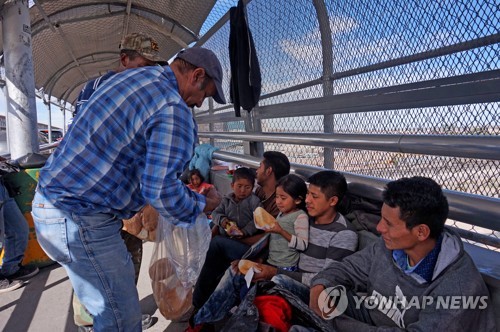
[[194, 0, 499, 249]]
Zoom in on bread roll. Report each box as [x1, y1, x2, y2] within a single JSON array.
[[149, 258, 192, 320], [142, 205, 159, 231], [238, 259, 259, 275], [253, 207, 276, 229]]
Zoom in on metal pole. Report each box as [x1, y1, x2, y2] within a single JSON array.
[[208, 98, 215, 146], [312, 0, 334, 169], [62, 106, 66, 134], [48, 101, 53, 143], [2, 0, 39, 158]]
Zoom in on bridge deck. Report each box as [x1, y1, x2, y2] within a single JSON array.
[[0, 242, 187, 332]]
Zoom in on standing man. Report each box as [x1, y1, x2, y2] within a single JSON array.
[[71, 32, 167, 331], [0, 178, 39, 292], [32, 46, 226, 331], [73, 32, 167, 119], [309, 177, 496, 331]]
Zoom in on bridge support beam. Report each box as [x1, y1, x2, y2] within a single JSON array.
[[2, 0, 39, 159]]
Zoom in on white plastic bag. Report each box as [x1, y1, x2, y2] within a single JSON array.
[[149, 213, 210, 320]]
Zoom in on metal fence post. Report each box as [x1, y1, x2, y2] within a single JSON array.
[[313, 0, 334, 169]]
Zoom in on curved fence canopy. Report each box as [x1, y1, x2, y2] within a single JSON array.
[[0, 0, 233, 104]]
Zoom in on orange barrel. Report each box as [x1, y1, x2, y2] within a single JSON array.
[[3, 168, 53, 267]]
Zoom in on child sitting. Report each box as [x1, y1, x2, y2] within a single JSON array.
[[187, 168, 214, 195], [263, 174, 309, 271], [191, 171, 358, 327], [211, 167, 262, 238]]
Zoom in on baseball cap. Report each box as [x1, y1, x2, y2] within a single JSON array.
[[176, 47, 226, 104], [119, 33, 168, 65]]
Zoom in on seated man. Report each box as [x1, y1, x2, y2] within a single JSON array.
[[192, 151, 290, 309], [310, 176, 496, 330], [192, 170, 358, 325]]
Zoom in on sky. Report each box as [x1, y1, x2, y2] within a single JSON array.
[[0, 89, 70, 129]]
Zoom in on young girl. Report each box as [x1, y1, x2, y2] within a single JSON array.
[[187, 168, 214, 195], [264, 174, 309, 271]]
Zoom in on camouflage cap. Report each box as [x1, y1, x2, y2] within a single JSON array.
[[119, 33, 168, 65]]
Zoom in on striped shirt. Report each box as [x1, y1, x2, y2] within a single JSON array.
[[279, 212, 358, 286], [74, 71, 115, 116], [38, 65, 205, 223]]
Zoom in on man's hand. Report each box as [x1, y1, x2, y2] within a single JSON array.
[[230, 260, 240, 274], [252, 263, 277, 282], [203, 191, 221, 212], [309, 284, 326, 317]]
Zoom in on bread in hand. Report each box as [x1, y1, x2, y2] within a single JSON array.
[[253, 207, 276, 230]]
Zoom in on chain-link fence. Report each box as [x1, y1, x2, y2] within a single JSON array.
[[196, 0, 499, 248]]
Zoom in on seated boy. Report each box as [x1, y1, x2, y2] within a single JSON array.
[[211, 167, 262, 237], [192, 152, 290, 310], [191, 170, 359, 326], [309, 177, 496, 331]]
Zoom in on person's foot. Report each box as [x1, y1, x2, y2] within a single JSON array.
[[6, 265, 39, 281], [142, 314, 152, 330], [77, 314, 152, 331], [0, 278, 24, 293]]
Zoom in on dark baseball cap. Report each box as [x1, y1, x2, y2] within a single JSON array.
[[176, 47, 226, 104]]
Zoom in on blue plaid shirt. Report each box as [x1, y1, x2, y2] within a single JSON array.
[[38, 65, 205, 223]]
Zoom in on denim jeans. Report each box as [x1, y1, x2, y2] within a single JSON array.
[[271, 274, 310, 304], [193, 235, 250, 308], [0, 182, 29, 276], [32, 192, 141, 332], [194, 267, 246, 325]]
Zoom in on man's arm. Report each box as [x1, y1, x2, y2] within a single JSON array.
[[141, 107, 205, 224], [309, 242, 375, 318]]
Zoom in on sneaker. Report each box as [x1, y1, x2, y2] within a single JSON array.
[[142, 314, 152, 330], [77, 314, 151, 331], [7, 265, 39, 281], [0, 278, 24, 293]]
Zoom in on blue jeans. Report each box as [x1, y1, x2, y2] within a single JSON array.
[[194, 267, 246, 325], [0, 182, 29, 276], [32, 192, 141, 331], [271, 274, 310, 304], [193, 235, 250, 308]]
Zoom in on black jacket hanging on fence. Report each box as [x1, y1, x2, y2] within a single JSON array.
[[229, 0, 261, 117]]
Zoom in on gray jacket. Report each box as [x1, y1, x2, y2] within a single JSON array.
[[211, 193, 262, 237], [311, 229, 496, 331]]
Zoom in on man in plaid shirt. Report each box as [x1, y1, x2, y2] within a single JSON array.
[[32, 47, 225, 331]]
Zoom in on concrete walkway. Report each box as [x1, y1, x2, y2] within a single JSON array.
[[0, 242, 188, 332]]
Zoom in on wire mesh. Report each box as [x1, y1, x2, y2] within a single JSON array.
[[195, 0, 499, 246]]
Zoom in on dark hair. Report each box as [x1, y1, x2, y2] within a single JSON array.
[[383, 176, 448, 239], [277, 174, 307, 211], [232, 167, 255, 185], [308, 171, 347, 203], [262, 151, 290, 181], [188, 168, 204, 183]]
